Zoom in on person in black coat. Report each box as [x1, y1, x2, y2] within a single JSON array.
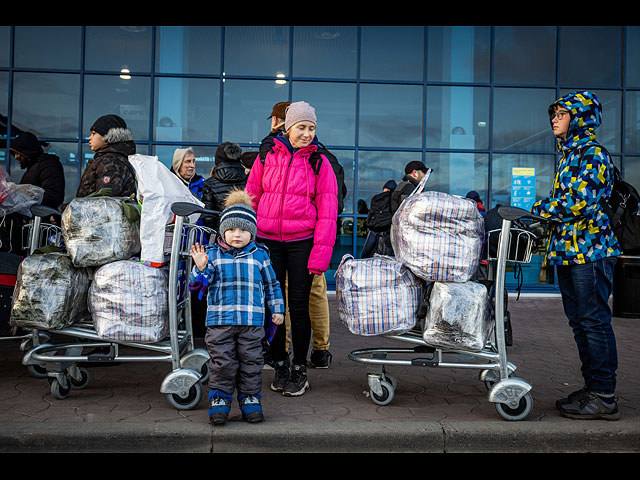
[[9, 131, 65, 209], [201, 142, 247, 231]]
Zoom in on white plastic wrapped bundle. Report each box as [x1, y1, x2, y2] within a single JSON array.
[[422, 281, 492, 352], [9, 252, 91, 330], [62, 196, 141, 267], [391, 191, 484, 283], [89, 259, 169, 343], [336, 254, 423, 336]]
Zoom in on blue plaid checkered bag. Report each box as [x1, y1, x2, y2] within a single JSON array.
[[336, 254, 423, 336]]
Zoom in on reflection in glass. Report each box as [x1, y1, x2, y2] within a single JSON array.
[[426, 152, 488, 200], [360, 26, 424, 81], [356, 150, 419, 207], [0, 71, 8, 141], [83, 74, 151, 142], [493, 88, 556, 152], [0, 26, 9, 67], [12, 72, 80, 139], [426, 86, 490, 150], [293, 26, 357, 79], [359, 84, 423, 148], [155, 26, 221, 75], [291, 81, 356, 147], [493, 26, 556, 85], [559, 26, 621, 87], [222, 79, 288, 145], [154, 77, 220, 143], [427, 26, 490, 83], [14, 26, 81, 70], [626, 27, 640, 87], [85, 26, 152, 73], [624, 157, 640, 188], [153, 144, 217, 179], [224, 26, 289, 77], [624, 91, 640, 154], [490, 153, 555, 209], [594, 89, 621, 153]]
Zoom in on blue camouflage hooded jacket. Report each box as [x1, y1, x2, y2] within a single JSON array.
[[530, 91, 621, 266]]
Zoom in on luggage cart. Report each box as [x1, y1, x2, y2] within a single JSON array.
[[348, 206, 550, 421], [20, 202, 218, 410]]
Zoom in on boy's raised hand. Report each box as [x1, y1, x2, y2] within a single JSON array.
[[190, 243, 208, 271]]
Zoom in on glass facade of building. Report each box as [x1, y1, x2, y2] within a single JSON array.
[[2, 26, 639, 290]]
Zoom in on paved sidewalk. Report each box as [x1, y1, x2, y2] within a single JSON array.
[[1, 294, 639, 453]]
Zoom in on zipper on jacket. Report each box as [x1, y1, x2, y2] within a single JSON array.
[[278, 152, 294, 242]]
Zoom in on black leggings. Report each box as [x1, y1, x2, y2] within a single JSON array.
[[259, 237, 314, 366]]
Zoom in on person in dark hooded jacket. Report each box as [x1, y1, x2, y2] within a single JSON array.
[[201, 142, 247, 231], [9, 131, 65, 209], [76, 114, 136, 198]]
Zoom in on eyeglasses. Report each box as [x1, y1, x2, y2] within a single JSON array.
[[550, 111, 570, 121]]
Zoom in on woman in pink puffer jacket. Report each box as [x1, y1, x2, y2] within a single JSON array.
[[246, 101, 337, 397]]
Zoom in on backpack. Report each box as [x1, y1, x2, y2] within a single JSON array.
[[366, 190, 393, 232], [259, 141, 347, 215], [578, 145, 640, 253]]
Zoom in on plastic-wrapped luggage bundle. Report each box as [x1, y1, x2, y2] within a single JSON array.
[[61, 196, 141, 268], [9, 252, 91, 330], [89, 259, 169, 343], [336, 254, 423, 336], [422, 281, 492, 352], [391, 191, 484, 283]]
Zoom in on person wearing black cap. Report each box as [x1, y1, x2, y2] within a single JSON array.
[[9, 131, 65, 209], [76, 114, 136, 198], [391, 160, 429, 213], [201, 142, 248, 231]]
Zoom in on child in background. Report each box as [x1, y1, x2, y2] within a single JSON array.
[[189, 189, 284, 426]]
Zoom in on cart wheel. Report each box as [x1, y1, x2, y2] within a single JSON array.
[[69, 368, 90, 390], [166, 381, 202, 410], [199, 362, 210, 385], [370, 380, 394, 406], [27, 364, 48, 379], [50, 378, 71, 400], [495, 392, 532, 421], [384, 373, 398, 391]]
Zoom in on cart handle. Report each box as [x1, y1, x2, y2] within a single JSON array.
[[497, 206, 550, 223], [171, 202, 220, 218], [30, 204, 62, 218]]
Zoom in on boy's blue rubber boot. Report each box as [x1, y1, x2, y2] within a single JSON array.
[[208, 389, 233, 426], [238, 392, 264, 423]]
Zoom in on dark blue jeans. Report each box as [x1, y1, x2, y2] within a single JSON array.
[[556, 256, 618, 395]]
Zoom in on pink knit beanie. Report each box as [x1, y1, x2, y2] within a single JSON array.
[[284, 101, 317, 132]]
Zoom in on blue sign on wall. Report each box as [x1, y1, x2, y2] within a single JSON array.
[[511, 167, 536, 211]]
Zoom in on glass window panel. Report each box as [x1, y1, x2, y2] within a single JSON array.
[[153, 144, 217, 179], [359, 84, 423, 148], [594, 89, 621, 153], [12, 72, 80, 139], [559, 26, 621, 87], [1, 71, 8, 145], [338, 150, 355, 215], [85, 26, 152, 73], [0, 26, 11, 67], [224, 26, 289, 77], [83, 74, 151, 142], [426, 85, 490, 150], [626, 27, 640, 87], [427, 26, 490, 83], [14, 26, 81, 70], [82, 142, 148, 170], [154, 77, 220, 143], [155, 26, 221, 75], [624, 156, 640, 188], [292, 26, 357, 79], [360, 26, 424, 81], [291, 81, 356, 147], [356, 150, 420, 207], [624, 90, 640, 154], [222, 79, 289, 146], [492, 88, 557, 152], [426, 152, 489, 199], [494, 26, 556, 85], [490, 153, 555, 209]]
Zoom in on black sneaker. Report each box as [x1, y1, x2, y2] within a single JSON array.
[[309, 350, 332, 369], [283, 363, 310, 397], [559, 391, 619, 421], [270, 359, 290, 392], [555, 387, 588, 410]]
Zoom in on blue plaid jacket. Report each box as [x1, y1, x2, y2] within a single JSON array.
[[189, 239, 284, 327]]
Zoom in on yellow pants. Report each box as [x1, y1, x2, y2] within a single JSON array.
[[284, 273, 330, 352]]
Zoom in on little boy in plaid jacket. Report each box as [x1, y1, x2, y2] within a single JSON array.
[[189, 189, 284, 425]]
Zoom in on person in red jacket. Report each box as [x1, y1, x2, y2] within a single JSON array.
[[246, 101, 337, 397]]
